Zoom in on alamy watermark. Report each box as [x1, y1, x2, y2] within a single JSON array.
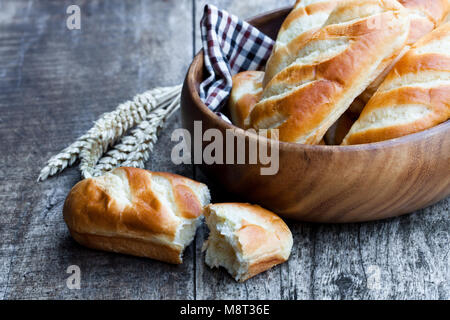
[[171, 121, 280, 175], [66, 265, 81, 289], [66, 5, 81, 30]]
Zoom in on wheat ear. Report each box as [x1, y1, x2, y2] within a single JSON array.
[[83, 94, 181, 178], [38, 85, 182, 181]]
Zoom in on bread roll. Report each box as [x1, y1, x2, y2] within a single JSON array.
[[263, 0, 341, 87], [399, 0, 450, 44], [348, 0, 450, 115], [228, 71, 264, 128], [249, 0, 410, 144], [342, 23, 450, 145], [63, 167, 211, 264], [203, 203, 293, 282]]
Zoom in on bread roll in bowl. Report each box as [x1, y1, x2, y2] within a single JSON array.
[[203, 203, 293, 282], [63, 167, 210, 264], [229, 70, 326, 144], [250, 0, 410, 144], [342, 22, 450, 145], [228, 71, 264, 128], [263, 0, 340, 87], [399, 0, 450, 45], [348, 0, 450, 115]]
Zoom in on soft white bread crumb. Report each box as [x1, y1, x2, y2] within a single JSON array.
[[203, 203, 293, 282]]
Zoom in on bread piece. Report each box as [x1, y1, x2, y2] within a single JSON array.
[[203, 203, 293, 282], [348, 0, 450, 115], [228, 71, 264, 128], [249, 0, 410, 144], [63, 167, 211, 264], [342, 23, 450, 145]]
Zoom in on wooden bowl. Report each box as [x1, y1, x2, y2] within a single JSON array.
[[181, 7, 450, 222]]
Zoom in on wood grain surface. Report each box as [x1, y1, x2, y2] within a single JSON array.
[[0, 0, 449, 300]]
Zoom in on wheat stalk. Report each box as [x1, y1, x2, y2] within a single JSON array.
[[38, 85, 182, 181], [84, 95, 181, 178]]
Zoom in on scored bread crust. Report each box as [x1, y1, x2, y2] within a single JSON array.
[[342, 23, 450, 145], [228, 70, 326, 144], [399, 0, 450, 44], [250, 0, 410, 144], [203, 203, 293, 282], [63, 167, 210, 264], [263, 0, 340, 87], [348, 0, 450, 115], [228, 71, 264, 128]]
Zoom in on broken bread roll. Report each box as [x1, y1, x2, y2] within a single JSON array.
[[342, 23, 450, 145], [203, 203, 293, 282], [63, 167, 210, 264], [228, 71, 264, 128], [249, 0, 410, 144]]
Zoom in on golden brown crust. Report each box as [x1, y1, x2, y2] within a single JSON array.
[[233, 204, 292, 257], [70, 230, 184, 264], [228, 71, 264, 128], [204, 203, 293, 282], [350, 0, 450, 115], [235, 221, 288, 282], [263, 0, 339, 86], [399, 0, 450, 28], [63, 167, 209, 264], [250, 0, 410, 144], [398, 0, 449, 44], [153, 171, 205, 219], [348, 0, 450, 113], [342, 23, 450, 145], [243, 257, 287, 282]]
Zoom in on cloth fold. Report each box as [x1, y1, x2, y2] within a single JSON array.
[[199, 4, 274, 112]]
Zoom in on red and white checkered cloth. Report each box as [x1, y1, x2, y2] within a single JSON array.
[[199, 4, 274, 112]]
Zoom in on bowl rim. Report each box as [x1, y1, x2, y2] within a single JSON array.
[[185, 7, 450, 153]]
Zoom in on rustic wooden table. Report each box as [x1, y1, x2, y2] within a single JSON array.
[[1, 0, 449, 300]]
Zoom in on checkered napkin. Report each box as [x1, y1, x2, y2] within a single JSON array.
[[199, 4, 274, 113]]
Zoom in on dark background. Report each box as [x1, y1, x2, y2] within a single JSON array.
[[1, 0, 449, 299]]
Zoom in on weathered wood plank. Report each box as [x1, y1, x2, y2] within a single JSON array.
[[192, 0, 450, 300], [0, 0, 194, 299]]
